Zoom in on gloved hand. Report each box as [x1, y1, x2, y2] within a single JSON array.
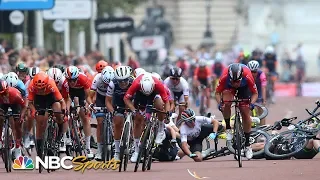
[[250, 103, 255, 110], [189, 153, 197, 158], [208, 132, 217, 140], [170, 139, 177, 144]]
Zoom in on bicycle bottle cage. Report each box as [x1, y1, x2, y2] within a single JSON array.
[[280, 117, 297, 126]]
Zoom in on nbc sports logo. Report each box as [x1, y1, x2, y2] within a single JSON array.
[[13, 156, 34, 169]]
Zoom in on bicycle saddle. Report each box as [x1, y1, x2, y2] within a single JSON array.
[[281, 117, 297, 126]]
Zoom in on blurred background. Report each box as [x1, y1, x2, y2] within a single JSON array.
[[0, 0, 319, 96]]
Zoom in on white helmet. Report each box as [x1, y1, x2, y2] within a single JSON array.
[[215, 52, 223, 62], [0, 73, 4, 80], [198, 59, 207, 67], [47, 68, 63, 83], [265, 46, 274, 54], [114, 66, 131, 80], [140, 74, 155, 95], [29, 67, 40, 79], [151, 72, 162, 81], [247, 60, 260, 71], [101, 66, 115, 84], [5, 72, 19, 87], [134, 68, 146, 77]]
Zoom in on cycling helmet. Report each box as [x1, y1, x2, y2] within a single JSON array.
[[96, 60, 108, 73], [53, 64, 65, 73], [247, 60, 260, 71], [33, 72, 49, 89], [29, 67, 40, 79], [198, 59, 207, 67], [16, 62, 28, 73], [65, 66, 80, 80], [126, 66, 133, 74], [140, 74, 155, 95], [5, 72, 19, 87], [134, 68, 146, 77], [243, 50, 250, 59], [265, 46, 275, 54], [170, 67, 182, 78], [151, 72, 162, 81], [181, 108, 196, 123], [114, 66, 131, 80], [0, 80, 9, 94], [101, 66, 115, 84], [215, 52, 223, 62], [228, 63, 243, 81], [0, 73, 4, 80], [47, 68, 63, 83]]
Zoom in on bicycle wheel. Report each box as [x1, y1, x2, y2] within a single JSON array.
[[3, 120, 11, 173], [46, 123, 57, 173], [146, 122, 158, 171], [72, 119, 85, 157], [106, 120, 114, 162], [119, 120, 131, 172], [264, 130, 309, 159], [234, 115, 243, 168], [134, 122, 151, 172], [39, 123, 49, 173]]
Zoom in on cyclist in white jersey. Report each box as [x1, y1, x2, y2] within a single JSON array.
[[164, 67, 189, 121], [89, 66, 115, 160], [177, 108, 223, 162]]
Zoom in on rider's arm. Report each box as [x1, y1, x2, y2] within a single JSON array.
[[260, 72, 267, 103], [180, 126, 192, 156], [206, 67, 212, 86], [105, 81, 115, 113], [246, 71, 258, 104], [157, 81, 170, 112], [16, 93, 27, 119], [181, 78, 190, 105], [215, 74, 227, 103], [89, 75, 100, 104], [210, 116, 219, 133], [193, 67, 199, 80], [124, 80, 140, 112]]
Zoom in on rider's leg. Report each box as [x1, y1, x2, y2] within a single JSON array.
[[112, 113, 124, 161], [95, 115, 104, 159], [205, 87, 210, 108], [131, 113, 144, 162], [155, 97, 166, 144], [221, 90, 233, 129], [24, 109, 34, 148], [239, 105, 253, 159]]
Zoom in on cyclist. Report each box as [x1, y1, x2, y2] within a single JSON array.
[[89, 66, 115, 160], [247, 60, 267, 125], [47, 67, 72, 151], [176, 108, 221, 162], [0, 80, 27, 158], [27, 72, 67, 157], [23, 67, 40, 148], [124, 73, 171, 163], [251, 48, 263, 67], [53, 64, 66, 73], [4, 72, 27, 99], [236, 51, 251, 65], [106, 66, 133, 161], [78, 65, 94, 82], [211, 53, 226, 94], [263, 46, 278, 103], [193, 59, 211, 109], [15, 62, 30, 84], [164, 67, 189, 121], [65, 66, 94, 158], [215, 63, 258, 159], [95, 60, 108, 75], [133, 68, 146, 78]]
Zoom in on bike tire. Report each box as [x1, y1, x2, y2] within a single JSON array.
[[264, 130, 309, 159], [101, 119, 107, 162], [119, 120, 130, 172], [72, 119, 85, 157], [4, 120, 11, 173], [253, 103, 269, 120], [146, 122, 158, 171], [234, 115, 242, 168], [134, 122, 151, 172], [39, 122, 49, 173]]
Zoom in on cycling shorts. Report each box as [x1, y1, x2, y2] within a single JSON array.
[[69, 88, 86, 106], [34, 93, 58, 115], [134, 91, 157, 109], [173, 91, 185, 104], [95, 93, 106, 118], [223, 86, 251, 104], [198, 78, 208, 87], [0, 104, 21, 117]]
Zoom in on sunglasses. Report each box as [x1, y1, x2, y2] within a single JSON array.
[[68, 78, 78, 82], [231, 79, 242, 83], [170, 77, 180, 81], [117, 78, 129, 83], [185, 121, 195, 126]]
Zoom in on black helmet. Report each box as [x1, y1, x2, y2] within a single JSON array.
[[170, 67, 182, 78], [228, 63, 243, 81], [16, 62, 28, 73], [177, 108, 196, 126]]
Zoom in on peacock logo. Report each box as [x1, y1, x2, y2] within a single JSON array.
[[12, 156, 34, 170]]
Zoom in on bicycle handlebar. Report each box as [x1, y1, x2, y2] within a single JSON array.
[[222, 99, 251, 103], [36, 108, 64, 114], [0, 108, 20, 118]]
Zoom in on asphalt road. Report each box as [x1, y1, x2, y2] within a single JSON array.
[[1, 97, 319, 180]]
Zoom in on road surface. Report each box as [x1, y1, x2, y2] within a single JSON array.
[[0, 97, 319, 180]]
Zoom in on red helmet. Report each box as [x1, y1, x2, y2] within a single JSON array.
[[33, 72, 49, 89], [0, 80, 9, 94], [95, 60, 108, 73]]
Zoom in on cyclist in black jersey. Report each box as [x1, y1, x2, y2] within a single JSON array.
[[106, 66, 133, 161]]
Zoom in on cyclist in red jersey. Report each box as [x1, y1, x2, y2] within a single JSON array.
[[124, 73, 170, 163], [215, 63, 258, 159], [0, 80, 27, 158], [27, 72, 67, 157], [65, 66, 94, 159]]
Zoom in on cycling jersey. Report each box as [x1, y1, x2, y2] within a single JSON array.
[[253, 70, 267, 100], [263, 53, 277, 73], [0, 87, 25, 107], [193, 67, 211, 80], [21, 75, 30, 84], [216, 65, 258, 98], [55, 76, 69, 99], [28, 78, 63, 101], [180, 116, 212, 142], [91, 73, 109, 96], [211, 62, 225, 78], [106, 78, 134, 108], [163, 77, 189, 103], [16, 79, 27, 98], [68, 73, 91, 89], [124, 75, 169, 103]]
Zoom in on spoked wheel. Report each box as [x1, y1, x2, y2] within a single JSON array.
[[134, 123, 151, 172], [39, 124, 49, 173], [119, 121, 131, 172], [234, 115, 243, 168], [3, 120, 12, 173], [71, 120, 86, 159], [264, 130, 308, 160], [146, 126, 157, 171]]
